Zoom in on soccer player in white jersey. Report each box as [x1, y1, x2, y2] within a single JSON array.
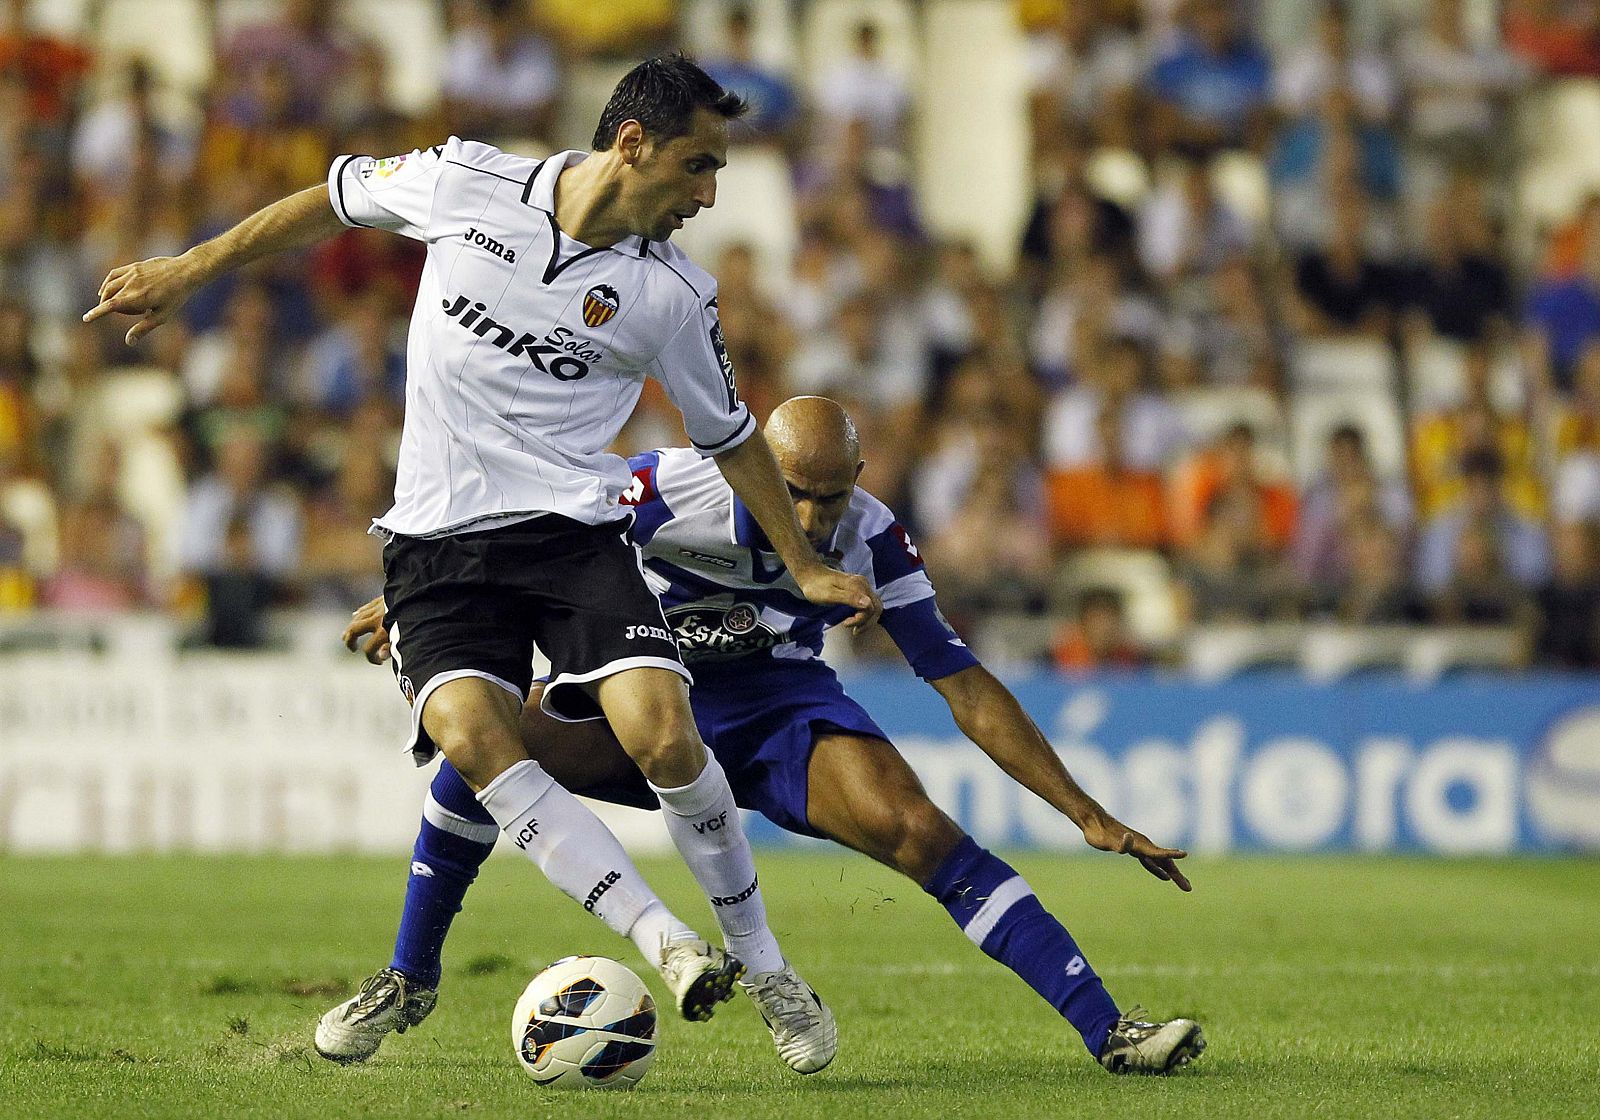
[[338, 397, 1206, 1075], [84, 57, 869, 1072]]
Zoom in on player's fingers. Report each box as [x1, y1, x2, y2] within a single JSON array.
[[1137, 855, 1171, 881], [842, 607, 872, 633], [97, 265, 132, 298], [125, 315, 158, 346], [342, 619, 366, 651], [81, 298, 118, 323], [1132, 839, 1189, 861], [1158, 858, 1193, 892]]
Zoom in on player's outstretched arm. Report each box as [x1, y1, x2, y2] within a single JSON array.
[[83, 184, 345, 345], [712, 431, 881, 631], [930, 664, 1192, 892]]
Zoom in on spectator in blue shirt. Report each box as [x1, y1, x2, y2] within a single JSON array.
[[1148, 0, 1272, 152], [701, 4, 800, 149], [1526, 244, 1600, 390]]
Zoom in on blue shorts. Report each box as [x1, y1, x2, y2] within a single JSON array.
[[573, 659, 890, 839]]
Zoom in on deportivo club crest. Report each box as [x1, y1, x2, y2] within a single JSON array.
[[583, 284, 620, 327], [724, 604, 758, 634]]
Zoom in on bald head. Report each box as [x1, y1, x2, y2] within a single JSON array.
[[765, 396, 860, 478], [763, 397, 863, 549]]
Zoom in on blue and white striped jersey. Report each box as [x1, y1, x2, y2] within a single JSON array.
[[621, 447, 978, 681]]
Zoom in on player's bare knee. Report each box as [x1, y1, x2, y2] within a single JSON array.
[[884, 800, 963, 885], [422, 691, 526, 786], [617, 719, 705, 787]]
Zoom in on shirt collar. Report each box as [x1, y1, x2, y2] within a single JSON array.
[[524, 149, 650, 258]]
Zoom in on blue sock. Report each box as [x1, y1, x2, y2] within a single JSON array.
[[390, 760, 498, 988], [923, 836, 1121, 1056]]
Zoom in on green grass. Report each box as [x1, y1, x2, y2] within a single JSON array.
[[2, 853, 1598, 1119]]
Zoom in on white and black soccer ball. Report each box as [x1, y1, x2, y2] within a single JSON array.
[[511, 956, 658, 1089]]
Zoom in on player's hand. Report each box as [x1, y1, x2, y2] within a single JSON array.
[[1080, 811, 1192, 892], [342, 595, 391, 664], [794, 563, 881, 633], [82, 254, 204, 345]]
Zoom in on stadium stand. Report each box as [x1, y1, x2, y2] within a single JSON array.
[[0, 0, 1595, 674]]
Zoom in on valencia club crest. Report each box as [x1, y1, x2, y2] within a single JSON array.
[[583, 284, 620, 328]]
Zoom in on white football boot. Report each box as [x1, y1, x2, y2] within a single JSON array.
[[314, 967, 437, 1064], [740, 966, 837, 1074], [656, 937, 745, 1022], [1098, 1007, 1205, 1074]]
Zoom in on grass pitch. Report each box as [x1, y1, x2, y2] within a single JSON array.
[[2, 852, 1597, 1119]]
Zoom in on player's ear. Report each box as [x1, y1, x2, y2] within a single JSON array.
[[617, 120, 646, 164]]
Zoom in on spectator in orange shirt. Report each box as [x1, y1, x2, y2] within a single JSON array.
[[0, 0, 91, 127], [1169, 421, 1297, 550], [1046, 398, 1169, 549], [1053, 587, 1148, 672]]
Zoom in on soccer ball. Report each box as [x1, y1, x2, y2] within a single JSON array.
[[511, 956, 658, 1089]]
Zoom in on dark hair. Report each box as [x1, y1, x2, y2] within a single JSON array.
[[1329, 423, 1365, 449], [1460, 446, 1506, 480], [1078, 587, 1125, 618], [591, 54, 748, 151]]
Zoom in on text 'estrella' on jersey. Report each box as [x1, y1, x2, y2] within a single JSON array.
[[328, 140, 754, 538], [621, 447, 976, 680]]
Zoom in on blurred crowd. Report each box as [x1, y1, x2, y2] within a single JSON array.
[[3, 0, 1600, 670]]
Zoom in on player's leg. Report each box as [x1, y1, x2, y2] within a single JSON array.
[[804, 733, 1127, 1060], [574, 667, 832, 1074], [387, 693, 650, 991], [527, 524, 788, 978], [592, 667, 781, 971]]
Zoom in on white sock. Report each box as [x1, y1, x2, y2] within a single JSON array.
[[627, 901, 698, 967], [477, 760, 692, 960], [649, 754, 784, 975]]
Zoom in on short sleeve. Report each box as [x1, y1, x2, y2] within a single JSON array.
[[327, 142, 449, 240], [649, 291, 756, 456], [881, 596, 979, 681]]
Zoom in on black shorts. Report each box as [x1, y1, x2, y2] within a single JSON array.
[[382, 515, 691, 763]]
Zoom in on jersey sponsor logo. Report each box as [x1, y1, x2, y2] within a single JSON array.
[[665, 602, 784, 661], [620, 465, 657, 507], [440, 295, 601, 381], [463, 226, 516, 263], [583, 284, 620, 327], [624, 623, 673, 643], [678, 548, 735, 569]]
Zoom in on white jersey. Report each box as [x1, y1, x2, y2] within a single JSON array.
[[327, 140, 755, 537]]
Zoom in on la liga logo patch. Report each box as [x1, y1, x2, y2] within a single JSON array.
[[583, 284, 620, 328]]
